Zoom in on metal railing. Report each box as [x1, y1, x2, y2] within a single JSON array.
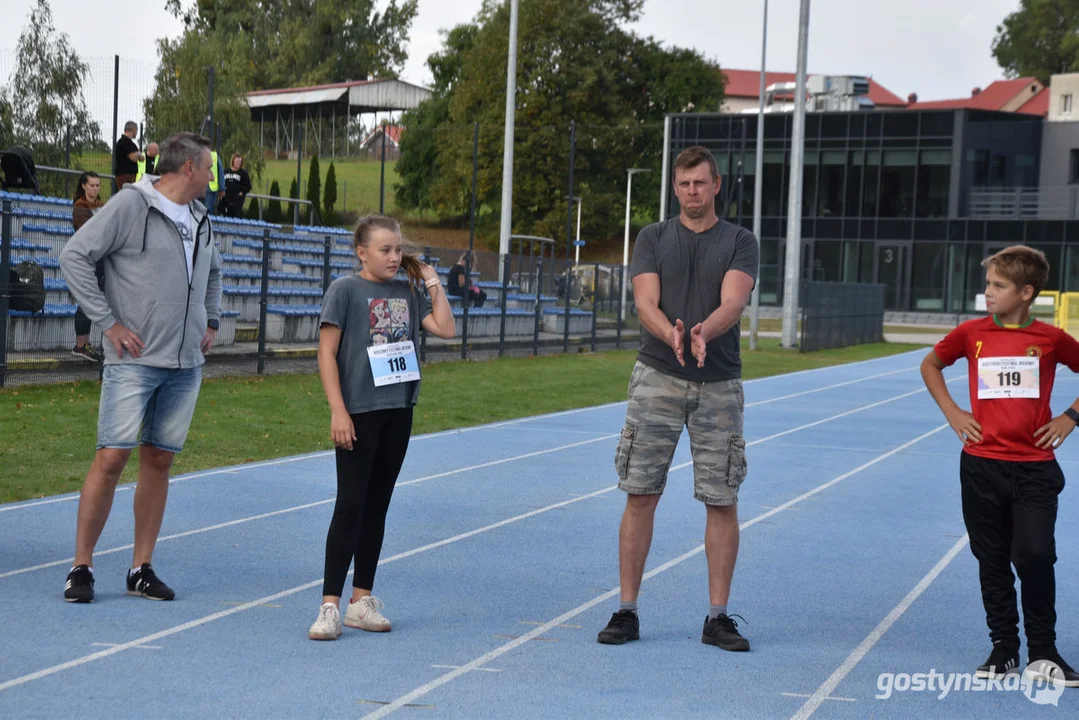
[[968, 186, 1079, 219]]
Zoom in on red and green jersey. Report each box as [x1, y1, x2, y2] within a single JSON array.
[[933, 316, 1079, 461]]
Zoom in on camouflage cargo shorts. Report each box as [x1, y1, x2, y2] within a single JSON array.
[[613, 360, 747, 506]]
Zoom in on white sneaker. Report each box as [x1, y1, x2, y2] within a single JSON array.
[[344, 595, 392, 632], [308, 602, 342, 641]]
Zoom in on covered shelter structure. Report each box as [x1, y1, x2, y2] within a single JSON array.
[[246, 78, 431, 159]]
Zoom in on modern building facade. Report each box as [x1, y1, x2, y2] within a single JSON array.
[[664, 105, 1079, 313]]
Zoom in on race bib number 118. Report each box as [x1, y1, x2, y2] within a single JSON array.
[[368, 340, 420, 387]]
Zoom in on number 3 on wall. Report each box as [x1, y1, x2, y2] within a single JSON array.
[[883, 249, 894, 264]]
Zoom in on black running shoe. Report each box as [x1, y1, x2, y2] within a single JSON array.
[[976, 644, 1019, 679], [597, 609, 640, 645], [702, 614, 750, 651], [126, 563, 175, 601], [71, 344, 103, 363], [1026, 648, 1079, 688], [63, 564, 95, 603]]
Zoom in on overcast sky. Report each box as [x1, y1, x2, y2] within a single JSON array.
[[1, 0, 1022, 128]]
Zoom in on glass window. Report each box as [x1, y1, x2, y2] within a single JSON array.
[[759, 237, 781, 304], [862, 150, 880, 217], [946, 243, 967, 313], [812, 240, 843, 281], [802, 150, 819, 218], [968, 149, 990, 187], [884, 112, 919, 138], [846, 151, 864, 220], [919, 112, 955, 138], [866, 114, 883, 139], [842, 240, 861, 282], [880, 150, 917, 217], [761, 150, 786, 217], [917, 149, 952, 218], [912, 242, 946, 311], [816, 150, 846, 217], [821, 114, 848, 139]]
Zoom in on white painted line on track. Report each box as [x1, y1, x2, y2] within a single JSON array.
[[359, 424, 951, 718]]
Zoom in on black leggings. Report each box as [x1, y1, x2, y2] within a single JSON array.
[[72, 262, 106, 337], [322, 407, 413, 597]]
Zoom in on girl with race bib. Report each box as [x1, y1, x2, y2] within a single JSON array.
[[309, 214, 455, 641]]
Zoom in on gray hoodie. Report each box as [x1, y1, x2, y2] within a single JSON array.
[[59, 176, 223, 368]]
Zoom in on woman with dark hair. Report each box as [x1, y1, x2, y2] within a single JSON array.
[[221, 153, 252, 217], [70, 171, 106, 362]]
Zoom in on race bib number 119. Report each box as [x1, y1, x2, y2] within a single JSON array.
[[977, 356, 1039, 399]]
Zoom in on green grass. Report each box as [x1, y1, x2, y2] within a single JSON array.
[[0, 341, 928, 503], [258, 158, 401, 220]]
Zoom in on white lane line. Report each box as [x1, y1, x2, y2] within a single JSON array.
[[1, 378, 942, 580], [780, 692, 856, 703], [0, 486, 620, 694], [746, 366, 916, 408], [0, 395, 941, 691], [0, 352, 923, 514], [431, 665, 501, 673], [89, 642, 162, 651], [358, 424, 951, 719], [0, 436, 617, 580], [789, 534, 971, 720]]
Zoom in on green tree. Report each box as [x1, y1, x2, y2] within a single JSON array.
[[0, 93, 14, 150], [152, 0, 420, 190], [3, 0, 101, 192], [164, 0, 419, 90], [408, 0, 724, 244], [395, 23, 477, 216], [288, 177, 300, 223], [306, 154, 321, 222], [324, 161, 338, 211], [267, 179, 284, 223], [992, 0, 1079, 83]]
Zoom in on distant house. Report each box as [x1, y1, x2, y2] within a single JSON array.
[[906, 78, 1048, 116], [361, 125, 404, 160], [721, 69, 908, 113]]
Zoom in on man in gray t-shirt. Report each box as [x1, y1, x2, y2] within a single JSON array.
[[598, 146, 759, 652]]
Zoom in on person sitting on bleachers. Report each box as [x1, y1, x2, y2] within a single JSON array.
[[70, 171, 105, 362], [447, 252, 487, 308]]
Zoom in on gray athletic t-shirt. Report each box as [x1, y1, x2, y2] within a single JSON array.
[[320, 274, 433, 414], [630, 218, 759, 382]]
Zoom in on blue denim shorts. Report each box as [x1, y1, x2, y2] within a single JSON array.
[[97, 364, 203, 453]]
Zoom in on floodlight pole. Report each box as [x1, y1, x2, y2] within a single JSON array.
[[780, 0, 811, 348], [749, 0, 768, 351], [498, 0, 520, 282]]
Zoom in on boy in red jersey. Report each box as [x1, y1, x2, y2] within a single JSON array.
[[922, 245, 1079, 688]]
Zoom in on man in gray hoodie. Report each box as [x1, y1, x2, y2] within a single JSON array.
[[59, 132, 223, 604]]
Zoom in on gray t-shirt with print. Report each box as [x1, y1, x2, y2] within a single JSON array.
[[630, 217, 759, 383], [320, 275, 433, 414]]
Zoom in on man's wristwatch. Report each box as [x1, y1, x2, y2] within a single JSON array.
[[1065, 408, 1079, 425], [207, 319, 219, 331]]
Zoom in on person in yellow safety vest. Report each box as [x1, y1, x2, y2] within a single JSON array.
[[204, 149, 223, 214], [135, 142, 159, 181]]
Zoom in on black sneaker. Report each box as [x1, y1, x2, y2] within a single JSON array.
[[71, 344, 103, 363], [126, 563, 175, 601], [975, 644, 1020, 679], [702, 614, 750, 651], [63, 564, 95, 603], [1026, 648, 1079, 688], [597, 609, 640, 645]]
